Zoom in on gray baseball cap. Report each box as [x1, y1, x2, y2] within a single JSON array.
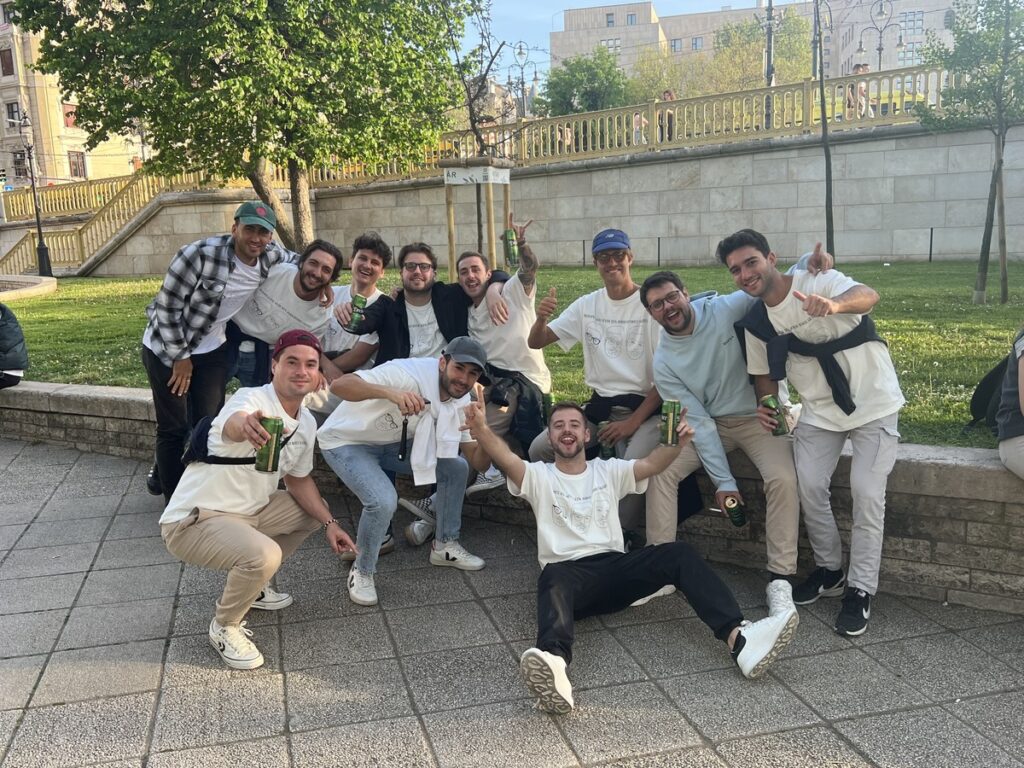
[[444, 336, 490, 386]]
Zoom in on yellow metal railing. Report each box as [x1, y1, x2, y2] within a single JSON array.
[[3, 174, 136, 222]]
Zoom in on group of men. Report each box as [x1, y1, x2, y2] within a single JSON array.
[[145, 200, 903, 714]]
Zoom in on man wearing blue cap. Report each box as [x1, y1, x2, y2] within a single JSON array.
[[527, 228, 662, 554], [142, 201, 325, 501]]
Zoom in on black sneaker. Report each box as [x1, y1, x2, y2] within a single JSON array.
[[835, 587, 871, 637], [792, 567, 845, 605], [145, 463, 162, 496]]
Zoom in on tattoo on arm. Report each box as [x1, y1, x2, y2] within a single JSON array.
[[518, 244, 538, 288]]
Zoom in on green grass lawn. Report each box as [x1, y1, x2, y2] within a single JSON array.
[[5, 261, 1018, 448]]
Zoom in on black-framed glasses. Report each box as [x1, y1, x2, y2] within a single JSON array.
[[649, 290, 682, 313], [403, 262, 434, 272], [593, 250, 628, 264]]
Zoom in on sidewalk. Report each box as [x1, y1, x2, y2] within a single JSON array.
[[1, 437, 1022, 768]]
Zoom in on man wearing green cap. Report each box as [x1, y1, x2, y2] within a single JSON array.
[[142, 201, 327, 500]]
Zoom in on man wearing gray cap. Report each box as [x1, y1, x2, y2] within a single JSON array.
[[143, 201, 323, 501], [318, 336, 494, 606]]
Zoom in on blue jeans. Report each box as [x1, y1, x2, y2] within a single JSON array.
[[323, 443, 469, 574]]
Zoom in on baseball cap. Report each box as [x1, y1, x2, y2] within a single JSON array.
[[444, 336, 491, 386], [235, 201, 277, 231], [273, 329, 323, 359], [592, 228, 631, 254]]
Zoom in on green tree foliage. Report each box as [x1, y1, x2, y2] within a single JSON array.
[[919, 0, 1024, 304], [678, 9, 811, 98], [625, 47, 686, 104], [14, 0, 469, 250], [534, 47, 629, 116]]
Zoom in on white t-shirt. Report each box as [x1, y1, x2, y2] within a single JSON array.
[[508, 458, 647, 567], [547, 288, 659, 397], [322, 284, 382, 363], [744, 269, 904, 432], [406, 301, 446, 359], [468, 274, 551, 393], [143, 255, 262, 356], [316, 358, 473, 450], [230, 263, 332, 344], [159, 384, 317, 525]]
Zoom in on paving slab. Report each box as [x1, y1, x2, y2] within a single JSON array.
[[76, 563, 181, 606], [56, 597, 174, 650], [716, 725, 874, 768], [374, 564, 476, 609], [0, 523, 26, 549], [0, 572, 84, 615], [286, 658, 413, 731], [0, 654, 47, 709], [16, 516, 112, 549], [388, 600, 502, 655], [161, 632, 282, 690], [946, 689, 1024, 756], [0, 541, 100, 579], [599, 748, 729, 768], [403, 642, 523, 713], [281, 614, 393, 671], [0, 501, 42, 526], [146, 737, 290, 768], [36, 494, 121, 521], [959, 619, 1024, 672], [105, 513, 162, 541], [170, 591, 278, 637], [611, 617, 734, 678], [32, 639, 165, 706], [93, 536, 178, 569], [463, 555, 541, 598], [0, 608, 67, 658], [289, 716, 434, 768]]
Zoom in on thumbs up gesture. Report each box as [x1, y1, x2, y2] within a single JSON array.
[[537, 286, 558, 321], [792, 289, 837, 317]]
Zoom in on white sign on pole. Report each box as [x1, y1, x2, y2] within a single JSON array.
[[443, 167, 510, 185]]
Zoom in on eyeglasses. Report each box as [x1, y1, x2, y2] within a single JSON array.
[[648, 290, 682, 313], [593, 250, 628, 265], [403, 262, 434, 273]]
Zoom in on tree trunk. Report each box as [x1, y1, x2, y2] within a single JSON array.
[[245, 156, 299, 252], [996, 135, 1007, 304], [816, 3, 835, 256], [972, 137, 1001, 305], [475, 183, 484, 253], [288, 159, 314, 253]]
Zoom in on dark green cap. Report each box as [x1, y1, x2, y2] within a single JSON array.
[[234, 201, 277, 231]]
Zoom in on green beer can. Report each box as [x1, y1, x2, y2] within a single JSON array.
[[660, 399, 680, 445], [503, 229, 519, 267], [344, 293, 367, 333], [597, 421, 615, 459], [725, 496, 747, 527], [759, 394, 790, 437], [255, 417, 285, 473]]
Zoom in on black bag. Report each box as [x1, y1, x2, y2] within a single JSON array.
[[181, 415, 294, 466], [965, 356, 1009, 436]]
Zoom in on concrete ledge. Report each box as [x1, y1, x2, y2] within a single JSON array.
[[4, 380, 1023, 614], [0, 275, 58, 300]]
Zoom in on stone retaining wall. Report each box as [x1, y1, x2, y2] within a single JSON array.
[[3, 381, 1023, 614]]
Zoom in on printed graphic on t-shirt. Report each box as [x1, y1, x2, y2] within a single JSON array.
[[584, 320, 645, 361], [548, 485, 613, 535], [375, 413, 400, 432]]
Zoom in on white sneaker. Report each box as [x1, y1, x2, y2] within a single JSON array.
[[465, 468, 506, 498], [250, 585, 293, 611], [347, 567, 378, 606], [405, 519, 436, 547], [397, 496, 436, 524], [341, 531, 394, 563], [208, 619, 264, 670], [429, 540, 485, 571], [766, 579, 796, 618], [733, 607, 800, 679], [630, 584, 676, 607], [520, 648, 574, 714]]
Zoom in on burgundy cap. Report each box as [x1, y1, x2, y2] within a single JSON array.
[[272, 329, 323, 358]]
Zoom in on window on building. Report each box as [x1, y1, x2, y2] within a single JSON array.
[[897, 40, 923, 66], [898, 10, 924, 35], [600, 38, 621, 55], [1, 3, 14, 24], [5, 101, 19, 129], [605, 12, 614, 27], [692, 36, 703, 50], [670, 38, 683, 53], [12, 149, 26, 178], [626, 12, 636, 25], [62, 102, 76, 128], [0, 48, 11, 77], [68, 150, 86, 178], [824, 35, 831, 43], [944, 9, 955, 29]]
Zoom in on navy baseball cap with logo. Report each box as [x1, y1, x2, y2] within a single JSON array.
[[235, 201, 277, 231], [592, 228, 631, 254]]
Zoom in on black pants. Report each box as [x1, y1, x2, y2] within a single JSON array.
[[141, 344, 229, 502], [536, 541, 743, 664]]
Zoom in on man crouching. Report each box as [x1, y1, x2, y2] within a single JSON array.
[[159, 329, 356, 670], [463, 401, 799, 714]]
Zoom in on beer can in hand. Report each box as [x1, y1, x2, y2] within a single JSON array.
[[660, 399, 680, 445], [503, 229, 519, 267], [255, 417, 285, 473], [725, 496, 747, 527], [344, 294, 367, 333], [759, 394, 790, 436]]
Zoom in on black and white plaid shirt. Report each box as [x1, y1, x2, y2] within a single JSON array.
[[144, 235, 297, 366]]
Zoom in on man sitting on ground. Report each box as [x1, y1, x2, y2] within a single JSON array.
[[159, 330, 356, 670], [463, 400, 799, 714]]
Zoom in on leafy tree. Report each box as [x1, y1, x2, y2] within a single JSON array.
[[919, 0, 1024, 305], [625, 47, 685, 104], [534, 47, 629, 116], [14, 0, 469, 251], [679, 9, 811, 97]]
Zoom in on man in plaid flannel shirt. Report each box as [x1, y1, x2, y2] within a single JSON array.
[[141, 201, 323, 500]]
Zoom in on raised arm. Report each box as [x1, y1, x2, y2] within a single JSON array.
[[793, 284, 878, 317], [632, 410, 694, 483], [528, 287, 560, 349], [462, 393, 526, 488], [330, 372, 427, 415]]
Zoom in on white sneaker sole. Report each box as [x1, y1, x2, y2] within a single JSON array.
[[520, 653, 573, 714], [250, 594, 293, 611], [209, 636, 264, 670], [429, 552, 485, 571], [465, 479, 505, 498], [745, 610, 800, 679]]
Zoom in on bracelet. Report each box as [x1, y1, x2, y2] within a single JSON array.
[[321, 518, 340, 531]]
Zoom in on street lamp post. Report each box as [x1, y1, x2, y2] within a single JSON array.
[[856, 0, 905, 71], [507, 41, 536, 119], [17, 112, 52, 277]]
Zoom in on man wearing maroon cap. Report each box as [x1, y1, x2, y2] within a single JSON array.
[[142, 202, 332, 501], [159, 329, 356, 671]]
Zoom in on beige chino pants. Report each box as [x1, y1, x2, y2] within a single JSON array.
[[161, 490, 320, 626]]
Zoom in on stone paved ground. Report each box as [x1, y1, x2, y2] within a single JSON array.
[[1, 437, 1023, 768]]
